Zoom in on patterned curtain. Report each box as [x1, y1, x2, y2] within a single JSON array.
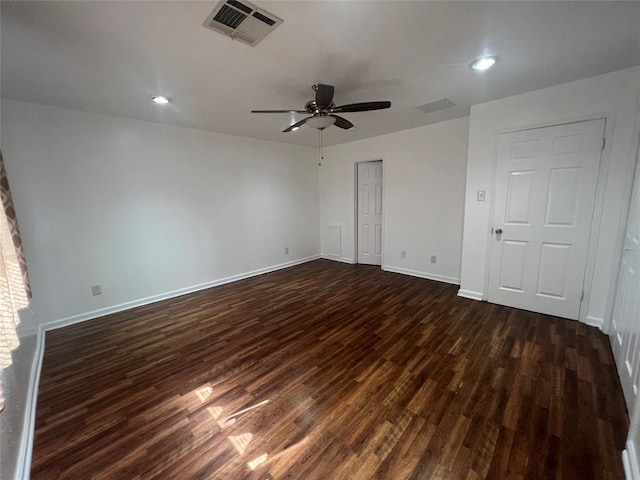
[[0, 150, 30, 412]]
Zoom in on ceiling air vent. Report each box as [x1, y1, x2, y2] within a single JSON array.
[[415, 97, 455, 114], [204, 0, 283, 47]]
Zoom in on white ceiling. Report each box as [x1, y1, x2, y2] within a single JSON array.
[[2, 1, 639, 147]]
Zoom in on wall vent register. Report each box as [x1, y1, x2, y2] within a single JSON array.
[[203, 0, 283, 46]]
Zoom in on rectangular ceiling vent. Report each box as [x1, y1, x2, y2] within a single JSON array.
[[415, 97, 455, 114], [204, 0, 283, 47]]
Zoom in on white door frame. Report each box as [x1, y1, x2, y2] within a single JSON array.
[[484, 112, 616, 325], [354, 159, 385, 265]]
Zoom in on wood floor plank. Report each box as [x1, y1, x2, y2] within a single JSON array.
[[32, 259, 629, 479]]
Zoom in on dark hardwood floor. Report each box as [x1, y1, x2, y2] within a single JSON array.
[[32, 259, 628, 479]]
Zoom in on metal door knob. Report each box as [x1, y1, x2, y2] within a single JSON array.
[[495, 228, 503, 235]]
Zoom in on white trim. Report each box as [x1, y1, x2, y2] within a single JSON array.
[[15, 329, 45, 480], [382, 265, 460, 285], [40, 255, 320, 333], [584, 315, 605, 330], [457, 289, 485, 301], [321, 254, 354, 264], [624, 440, 640, 480]]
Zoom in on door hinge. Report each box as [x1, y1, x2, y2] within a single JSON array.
[[602, 137, 606, 150], [581, 291, 585, 302]]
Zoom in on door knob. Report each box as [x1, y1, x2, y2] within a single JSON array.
[[495, 228, 503, 235]]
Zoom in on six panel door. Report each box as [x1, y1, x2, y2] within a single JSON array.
[[357, 161, 383, 265], [488, 119, 605, 320]]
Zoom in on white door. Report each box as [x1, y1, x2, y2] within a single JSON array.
[[488, 119, 605, 320], [357, 161, 383, 265], [611, 135, 640, 409]]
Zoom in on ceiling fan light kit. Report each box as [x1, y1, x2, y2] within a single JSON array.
[[251, 84, 391, 133], [305, 115, 336, 130]]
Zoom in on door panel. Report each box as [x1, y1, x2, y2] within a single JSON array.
[[545, 167, 580, 225], [358, 161, 383, 265], [498, 240, 527, 292], [505, 171, 534, 224], [362, 224, 370, 254], [375, 224, 382, 255], [488, 119, 605, 320], [536, 243, 570, 299]]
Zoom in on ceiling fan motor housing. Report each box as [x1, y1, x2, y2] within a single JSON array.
[[305, 100, 336, 114]]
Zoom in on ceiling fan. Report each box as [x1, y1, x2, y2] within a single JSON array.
[[251, 84, 391, 133]]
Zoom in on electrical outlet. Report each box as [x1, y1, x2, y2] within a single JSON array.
[[477, 190, 486, 202], [401, 250, 406, 259], [431, 255, 437, 264], [91, 285, 102, 296], [285, 247, 289, 254]]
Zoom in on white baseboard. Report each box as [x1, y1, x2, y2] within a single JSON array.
[[321, 254, 354, 264], [15, 329, 45, 480], [624, 440, 640, 480], [382, 265, 460, 285], [457, 289, 484, 301], [584, 315, 605, 331], [40, 255, 320, 334]]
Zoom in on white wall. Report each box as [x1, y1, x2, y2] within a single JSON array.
[[319, 117, 469, 284], [459, 66, 640, 327], [2, 100, 320, 331]]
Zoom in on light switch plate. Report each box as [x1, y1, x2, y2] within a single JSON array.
[[477, 190, 486, 202]]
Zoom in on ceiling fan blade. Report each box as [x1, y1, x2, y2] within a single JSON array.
[[314, 84, 335, 108], [330, 115, 354, 130], [283, 117, 310, 133], [251, 109, 308, 114], [332, 101, 391, 113]]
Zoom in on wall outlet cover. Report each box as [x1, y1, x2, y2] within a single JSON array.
[[401, 250, 407, 259], [431, 255, 437, 263], [91, 285, 102, 296]]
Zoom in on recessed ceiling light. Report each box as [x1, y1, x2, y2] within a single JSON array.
[[152, 95, 172, 105], [469, 56, 498, 71]]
